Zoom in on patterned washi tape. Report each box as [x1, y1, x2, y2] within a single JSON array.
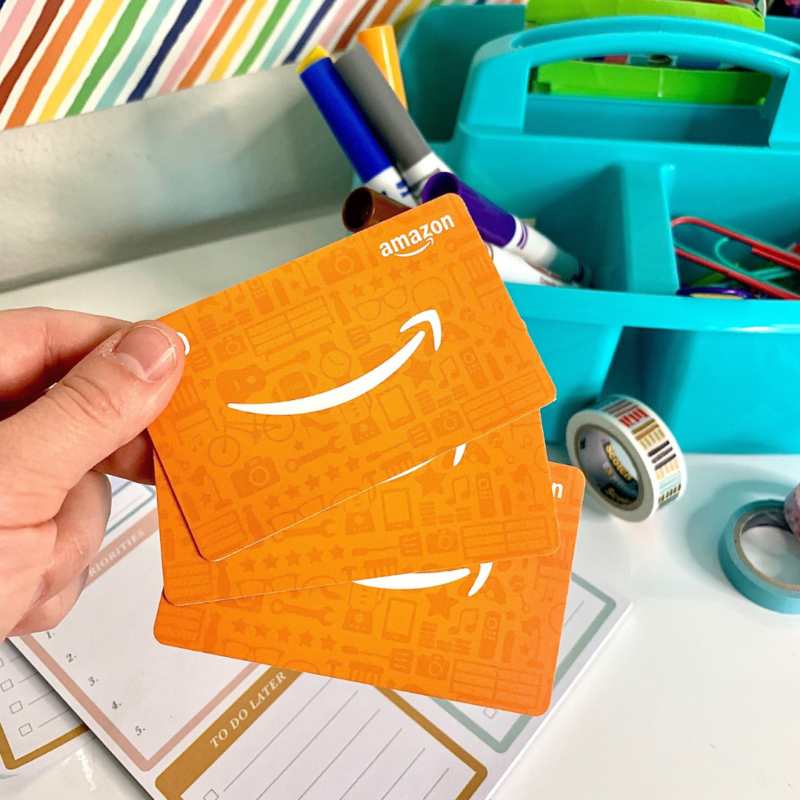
[[784, 485, 800, 541], [719, 500, 800, 614], [566, 394, 685, 522]]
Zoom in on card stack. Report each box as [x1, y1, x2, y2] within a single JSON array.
[[149, 195, 585, 716]]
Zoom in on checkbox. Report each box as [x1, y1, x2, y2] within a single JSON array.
[[483, 708, 497, 719], [9, 701, 22, 714], [19, 723, 32, 737], [0, 680, 12, 692], [204, 791, 219, 800]]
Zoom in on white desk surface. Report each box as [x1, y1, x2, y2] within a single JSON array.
[[2, 214, 799, 800]]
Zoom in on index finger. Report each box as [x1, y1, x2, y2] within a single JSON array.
[[0, 308, 128, 404]]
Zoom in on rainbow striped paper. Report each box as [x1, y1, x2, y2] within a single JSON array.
[[0, 0, 521, 129]]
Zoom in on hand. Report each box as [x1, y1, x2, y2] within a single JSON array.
[[0, 308, 185, 641]]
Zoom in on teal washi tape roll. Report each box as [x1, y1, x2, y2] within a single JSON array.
[[718, 500, 800, 614]]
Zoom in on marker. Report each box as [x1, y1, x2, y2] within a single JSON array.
[[676, 286, 754, 299], [356, 25, 407, 108], [335, 44, 449, 198], [297, 45, 328, 73], [487, 244, 567, 287], [340, 189, 562, 285], [422, 172, 589, 285], [298, 49, 414, 207], [342, 187, 408, 232]]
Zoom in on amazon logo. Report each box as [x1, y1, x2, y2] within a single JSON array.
[[356, 562, 494, 597], [225, 310, 442, 417], [379, 214, 455, 258]]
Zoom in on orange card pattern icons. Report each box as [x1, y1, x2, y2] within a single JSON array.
[[158, 414, 560, 605], [154, 464, 584, 716], [149, 196, 555, 561]]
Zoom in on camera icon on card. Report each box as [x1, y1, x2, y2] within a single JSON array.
[[318, 247, 365, 285], [426, 529, 458, 554], [231, 457, 279, 498], [431, 410, 463, 438], [415, 654, 449, 681]]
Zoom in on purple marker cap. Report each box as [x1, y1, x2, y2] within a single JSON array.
[[677, 286, 754, 299], [421, 172, 516, 248]]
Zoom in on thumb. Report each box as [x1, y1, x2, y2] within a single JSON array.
[[1, 321, 184, 525]]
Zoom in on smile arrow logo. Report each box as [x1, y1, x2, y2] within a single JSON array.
[[355, 563, 493, 597], [227, 309, 442, 416]]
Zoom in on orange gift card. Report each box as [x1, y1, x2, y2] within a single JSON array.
[[149, 196, 555, 560], [154, 463, 584, 716], [158, 413, 559, 605]]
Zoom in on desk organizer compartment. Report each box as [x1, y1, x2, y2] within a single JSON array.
[[401, 12, 800, 453]]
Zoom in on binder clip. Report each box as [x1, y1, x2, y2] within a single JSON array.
[[672, 216, 800, 300]]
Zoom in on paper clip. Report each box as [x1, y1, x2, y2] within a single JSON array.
[[671, 216, 800, 300]]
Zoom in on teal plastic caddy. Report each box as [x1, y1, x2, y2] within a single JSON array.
[[400, 12, 800, 453]]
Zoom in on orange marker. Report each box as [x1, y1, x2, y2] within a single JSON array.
[[356, 25, 407, 108]]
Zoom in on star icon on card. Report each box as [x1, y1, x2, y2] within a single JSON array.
[[413, 464, 446, 496], [263, 554, 278, 570], [321, 635, 335, 651], [325, 466, 340, 480], [309, 548, 323, 563], [241, 557, 256, 573], [232, 619, 248, 634], [277, 627, 291, 642], [255, 624, 269, 638], [329, 544, 344, 560], [345, 457, 359, 472], [299, 632, 314, 647], [306, 475, 320, 489], [404, 358, 434, 389], [286, 551, 301, 566], [425, 586, 458, 619]]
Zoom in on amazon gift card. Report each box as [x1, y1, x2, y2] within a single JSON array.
[[154, 462, 584, 716], [158, 412, 561, 606], [149, 195, 556, 561]]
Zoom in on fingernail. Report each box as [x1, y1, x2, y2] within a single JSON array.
[[113, 325, 176, 382]]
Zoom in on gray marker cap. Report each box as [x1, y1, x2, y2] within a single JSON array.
[[335, 44, 431, 172]]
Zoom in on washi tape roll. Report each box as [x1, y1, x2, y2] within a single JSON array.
[[566, 395, 685, 521], [719, 500, 800, 614], [784, 485, 800, 540]]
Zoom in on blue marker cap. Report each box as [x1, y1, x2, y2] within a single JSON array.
[[300, 56, 394, 185]]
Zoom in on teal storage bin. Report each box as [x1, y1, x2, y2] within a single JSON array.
[[399, 12, 800, 453]]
